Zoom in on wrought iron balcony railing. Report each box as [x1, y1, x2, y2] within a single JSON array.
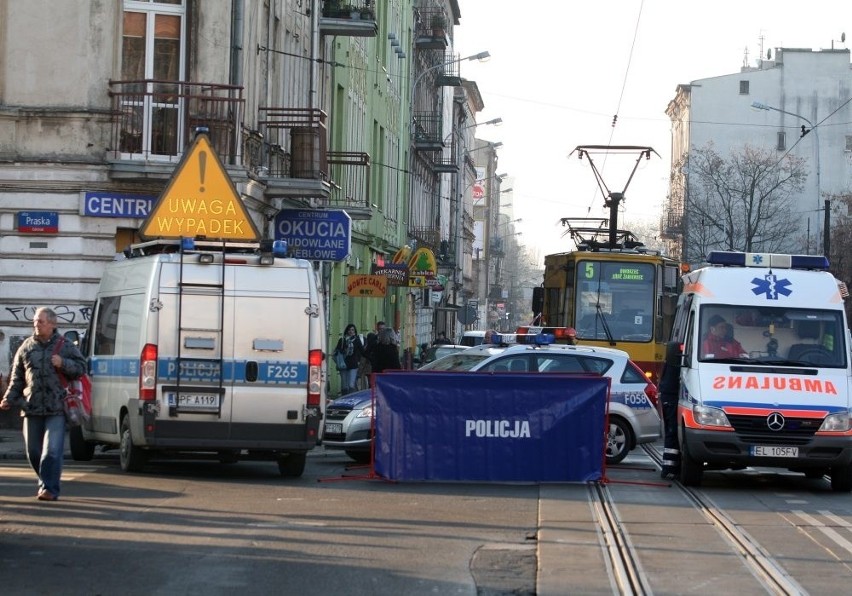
[[108, 79, 244, 162]]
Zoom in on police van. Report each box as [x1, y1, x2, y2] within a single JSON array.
[[670, 251, 852, 491], [70, 237, 327, 477]]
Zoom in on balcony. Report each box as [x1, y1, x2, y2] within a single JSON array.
[[320, 0, 378, 37], [253, 107, 330, 199], [414, 9, 449, 50], [107, 79, 243, 179], [318, 151, 372, 220], [409, 227, 440, 251], [412, 112, 444, 151]]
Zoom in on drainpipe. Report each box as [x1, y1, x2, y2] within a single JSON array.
[[229, 0, 244, 87], [309, 0, 319, 110]]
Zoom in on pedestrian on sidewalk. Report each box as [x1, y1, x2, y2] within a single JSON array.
[[0, 307, 86, 501]]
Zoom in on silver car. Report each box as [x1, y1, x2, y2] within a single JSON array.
[[323, 390, 374, 462], [419, 341, 661, 464]]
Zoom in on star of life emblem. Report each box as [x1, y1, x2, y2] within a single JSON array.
[[751, 274, 792, 300]]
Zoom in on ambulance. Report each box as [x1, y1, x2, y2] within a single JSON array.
[[670, 251, 852, 491]]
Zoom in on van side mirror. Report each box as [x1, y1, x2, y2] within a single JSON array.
[[63, 330, 80, 345]]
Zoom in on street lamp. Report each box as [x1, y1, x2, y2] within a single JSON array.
[[751, 100, 823, 254], [411, 51, 491, 108]]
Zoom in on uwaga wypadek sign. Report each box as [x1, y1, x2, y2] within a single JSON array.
[[140, 134, 260, 241]]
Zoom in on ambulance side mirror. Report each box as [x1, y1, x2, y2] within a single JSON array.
[[665, 340, 687, 369]]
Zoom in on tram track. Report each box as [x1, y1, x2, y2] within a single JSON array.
[[637, 443, 807, 595]]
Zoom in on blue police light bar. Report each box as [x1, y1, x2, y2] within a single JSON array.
[[272, 240, 288, 258], [535, 333, 556, 345], [181, 237, 195, 251], [707, 251, 829, 270]]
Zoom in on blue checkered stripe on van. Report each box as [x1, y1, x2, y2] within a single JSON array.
[[90, 357, 308, 385]]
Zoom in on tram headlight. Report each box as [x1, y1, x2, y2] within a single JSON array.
[[692, 404, 731, 428]]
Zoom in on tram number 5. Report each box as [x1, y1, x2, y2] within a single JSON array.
[[584, 263, 596, 278]]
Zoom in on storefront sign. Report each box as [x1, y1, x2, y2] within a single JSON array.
[[346, 274, 387, 297], [83, 192, 156, 218]]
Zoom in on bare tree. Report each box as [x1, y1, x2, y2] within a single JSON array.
[[683, 143, 808, 263]]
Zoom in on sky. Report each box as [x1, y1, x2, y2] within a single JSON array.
[[454, 0, 852, 262]]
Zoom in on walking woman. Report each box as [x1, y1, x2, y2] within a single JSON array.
[[334, 323, 364, 395], [372, 327, 402, 374]]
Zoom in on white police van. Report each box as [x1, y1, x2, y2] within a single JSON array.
[[70, 238, 327, 477], [671, 251, 852, 490]]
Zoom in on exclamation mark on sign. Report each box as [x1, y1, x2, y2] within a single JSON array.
[[198, 150, 207, 193]]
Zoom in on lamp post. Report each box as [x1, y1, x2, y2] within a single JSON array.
[[751, 101, 823, 255], [411, 51, 490, 117]]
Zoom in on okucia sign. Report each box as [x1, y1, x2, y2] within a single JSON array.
[[274, 209, 351, 261]]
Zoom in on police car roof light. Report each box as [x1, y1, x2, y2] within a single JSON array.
[[535, 333, 555, 346], [272, 240, 288, 258], [707, 251, 829, 271], [181, 237, 196, 251]]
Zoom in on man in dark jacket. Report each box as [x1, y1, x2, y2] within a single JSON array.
[[658, 341, 683, 480], [1, 307, 86, 501]]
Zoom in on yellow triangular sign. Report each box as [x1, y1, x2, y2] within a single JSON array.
[[140, 134, 260, 241]]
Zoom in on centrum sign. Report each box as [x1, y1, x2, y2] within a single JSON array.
[[274, 208, 351, 261]]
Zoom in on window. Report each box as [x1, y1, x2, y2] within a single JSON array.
[[846, 135, 852, 152], [776, 131, 786, 151], [739, 80, 750, 95], [120, 1, 186, 157]]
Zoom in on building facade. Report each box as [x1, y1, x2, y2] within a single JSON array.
[[664, 47, 852, 264], [0, 0, 502, 390]]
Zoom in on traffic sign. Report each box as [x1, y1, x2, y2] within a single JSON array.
[[140, 134, 259, 241]]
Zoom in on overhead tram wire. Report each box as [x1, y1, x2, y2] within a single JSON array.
[[582, 0, 646, 218]]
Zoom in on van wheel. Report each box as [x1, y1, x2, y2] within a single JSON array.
[[119, 416, 146, 473], [69, 426, 95, 461], [830, 464, 852, 492], [605, 417, 632, 465], [679, 431, 703, 487], [277, 452, 307, 477]]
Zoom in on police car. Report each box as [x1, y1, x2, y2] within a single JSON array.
[[418, 332, 661, 464]]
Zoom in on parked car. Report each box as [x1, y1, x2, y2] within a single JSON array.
[[323, 390, 373, 463], [419, 334, 661, 464], [418, 344, 470, 367], [324, 334, 661, 465]]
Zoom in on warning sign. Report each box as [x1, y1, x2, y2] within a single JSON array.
[[140, 134, 259, 241]]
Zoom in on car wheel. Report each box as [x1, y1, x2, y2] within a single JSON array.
[[605, 417, 632, 464], [679, 427, 703, 487], [830, 464, 852, 492], [345, 449, 371, 464], [119, 415, 146, 473], [69, 426, 95, 461], [277, 452, 307, 477]]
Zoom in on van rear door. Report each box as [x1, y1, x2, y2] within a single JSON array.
[[227, 265, 314, 444]]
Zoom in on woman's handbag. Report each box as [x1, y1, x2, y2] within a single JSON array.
[[333, 349, 348, 371]]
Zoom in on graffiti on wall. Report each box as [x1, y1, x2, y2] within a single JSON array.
[[2, 304, 92, 327]]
